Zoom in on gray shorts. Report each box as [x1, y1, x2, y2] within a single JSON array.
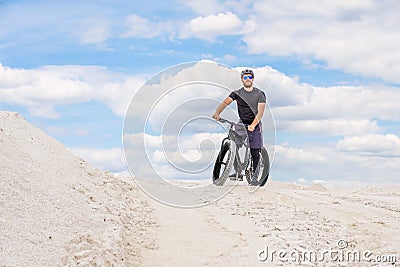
[[234, 123, 263, 148], [248, 123, 263, 148]]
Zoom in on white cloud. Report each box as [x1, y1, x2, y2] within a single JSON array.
[[124, 132, 177, 150], [80, 26, 109, 45], [270, 84, 400, 123], [2, 62, 399, 139], [123, 61, 242, 132], [121, 14, 174, 39], [278, 119, 381, 136], [0, 64, 145, 118], [70, 147, 126, 172], [233, 65, 400, 183], [0, 64, 95, 118], [176, 0, 224, 15], [78, 18, 111, 44], [243, 0, 400, 83], [3, 0, 399, 84], [251, 66, 313, 107], [180, 12, 243, 40], [250, 66, 400, 126], [115, 1, 400, 83], [253, 0, 375, 18], [124, 132, 224, 153], [123, 130, 226, 180], [2, 62, 400, 140], [223, 54, 236, 61], [2, 62, 400, 183], [337, 134, 400, 157], [274, 143, 400, 183], [28, 106, 60, 119], [177, 0, 253, 17], [121, 11, 245, 42], [97, 77, 144, 117], [199, 53, 236, 62], [236, 65, 400, 136]]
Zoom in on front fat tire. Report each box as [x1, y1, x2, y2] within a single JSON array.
[[213, 140, 236, 186]]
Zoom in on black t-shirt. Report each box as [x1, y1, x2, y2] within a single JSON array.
[[229, 87, 266, 124]]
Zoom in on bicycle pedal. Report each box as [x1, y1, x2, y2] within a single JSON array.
[[229, 173, 243, 181]]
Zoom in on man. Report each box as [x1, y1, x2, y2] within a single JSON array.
[[212, 69, 266, 186]]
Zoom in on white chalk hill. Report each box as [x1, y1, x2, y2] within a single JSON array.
[[0, 112, 153, 266]]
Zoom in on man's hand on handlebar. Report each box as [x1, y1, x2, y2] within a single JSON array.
[[212, 114, 220, 121]]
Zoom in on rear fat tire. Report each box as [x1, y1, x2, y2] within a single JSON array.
[[213, 140, 236, 186]]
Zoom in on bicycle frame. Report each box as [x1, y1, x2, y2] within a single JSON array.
[[218, 118, 251, 174]]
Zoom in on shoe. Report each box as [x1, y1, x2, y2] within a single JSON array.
[[249, 179, 259, 186], [229, 173, 243, 181], [249, 168, 259, 186]]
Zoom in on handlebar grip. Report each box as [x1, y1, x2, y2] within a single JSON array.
[[218, 118, 239, 126]]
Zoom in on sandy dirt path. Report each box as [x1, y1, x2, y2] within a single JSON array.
[[142, 195, 251, 266], [141, 181, 400, 267]]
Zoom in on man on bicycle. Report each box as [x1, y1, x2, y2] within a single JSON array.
[[212, 69, 266, 186]]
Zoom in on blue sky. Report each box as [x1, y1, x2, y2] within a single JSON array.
[[1, 0, 399, 183]]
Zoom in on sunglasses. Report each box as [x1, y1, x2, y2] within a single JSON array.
[[243, 75, 253, 80]]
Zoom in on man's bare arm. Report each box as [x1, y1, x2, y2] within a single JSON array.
[[212, 97, 233, 120], [248, 103, 266, 131]]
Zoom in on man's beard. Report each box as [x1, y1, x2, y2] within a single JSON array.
[[244, 82, 252, 88]]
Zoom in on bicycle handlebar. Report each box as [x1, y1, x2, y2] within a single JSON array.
[[218, 118, 247, 127], [217, 118, 230, 124]]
